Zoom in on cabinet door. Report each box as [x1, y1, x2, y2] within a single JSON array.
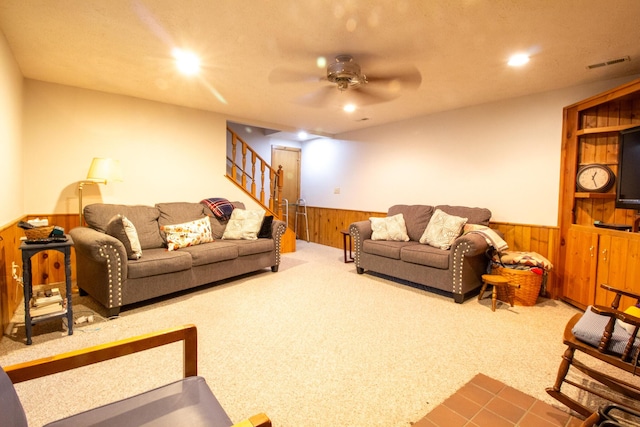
[[595, 235, 640, 308], [563, 227, 598, 307]]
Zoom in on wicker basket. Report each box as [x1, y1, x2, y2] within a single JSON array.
[[24, 226, 54, 240], [491, 265, 543, 306]]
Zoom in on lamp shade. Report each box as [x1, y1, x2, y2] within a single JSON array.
[[86, 158, 123, 183]]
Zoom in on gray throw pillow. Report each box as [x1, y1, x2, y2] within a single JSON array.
[[105, 214, 142, 260]]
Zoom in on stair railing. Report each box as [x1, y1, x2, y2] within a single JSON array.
[[226, 127, 283, 218]]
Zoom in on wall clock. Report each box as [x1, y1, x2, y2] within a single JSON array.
[[576, 164, 615, 193]]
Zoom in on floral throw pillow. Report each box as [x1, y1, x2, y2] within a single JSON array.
[[222, 208, 266, 240], [370, 214, 410, 241], [161, 217, 214, 251], [420, 209, 467, 250]]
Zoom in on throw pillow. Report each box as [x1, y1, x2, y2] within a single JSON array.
[[200, 197, 235, 221], [370, 214, 410, 241], [420, 208, 468, 250], [258, 215, 274, 238], [222, 208, 266, 240], [617, 305, 640, 335], [105, 214, 142, 260], [161, 217, 214, 251]]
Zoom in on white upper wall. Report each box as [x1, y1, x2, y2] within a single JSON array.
[[22, 80, 261, 215], [301, 75, 640, 226], [0, 30, 23, 225]]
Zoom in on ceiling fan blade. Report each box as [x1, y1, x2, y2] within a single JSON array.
[[295, 85, 337, 107], [268, 67, 322, 85], [348, 85, 398, 105], [366, 66, 422, 92]]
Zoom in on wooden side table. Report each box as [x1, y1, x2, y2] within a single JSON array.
[[340, 229, 354, 263], [20, 236, 74, 345], [478, 274, 520, 312]]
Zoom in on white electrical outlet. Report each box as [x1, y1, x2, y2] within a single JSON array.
[[12, 262, 18, 277]]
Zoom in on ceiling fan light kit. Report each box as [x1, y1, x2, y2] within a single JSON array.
[[327, 54, 367, 91]]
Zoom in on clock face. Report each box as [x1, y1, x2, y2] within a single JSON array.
[[576, 164, 615, 192]]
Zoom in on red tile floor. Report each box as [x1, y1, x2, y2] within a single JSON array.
[[413, 373, 584, 427]]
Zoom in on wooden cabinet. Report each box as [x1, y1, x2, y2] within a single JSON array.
[[557, 78, 640, 308], [563, 225, 640, 309]]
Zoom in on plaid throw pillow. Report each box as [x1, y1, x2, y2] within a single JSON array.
[[200, 198, 235, 221]]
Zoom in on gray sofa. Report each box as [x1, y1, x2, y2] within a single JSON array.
[[70, 201, 286, 316], [349, 204, 493, 303]]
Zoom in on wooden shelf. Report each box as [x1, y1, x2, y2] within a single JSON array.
[[576, 124, 638, 136], [574, 192, 616, 199]]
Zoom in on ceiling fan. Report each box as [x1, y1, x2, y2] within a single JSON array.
[[269, 53, 422, 108]]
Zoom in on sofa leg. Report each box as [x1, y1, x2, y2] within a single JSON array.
[[106, 307, 120, 318], [356, 267, 364, 274], [271, 265, 279, 272], [453, 293, 465, 304]]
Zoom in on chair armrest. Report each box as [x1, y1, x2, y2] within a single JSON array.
[[4, 325, 198, 384], [599, 284, 640, 309], [232, 413, 272, 427], [591, 305, 640, 327]]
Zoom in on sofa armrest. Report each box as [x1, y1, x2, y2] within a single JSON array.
[[69, 227, 129, 312], [450, 233, 490, 257], [349, 220, 371, 268]]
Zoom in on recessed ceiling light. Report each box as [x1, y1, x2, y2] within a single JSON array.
[[508, 53, 530, 67], [297, 131, 308, 140], [343, 104, 356, 113], [172, 48, 200, 75]]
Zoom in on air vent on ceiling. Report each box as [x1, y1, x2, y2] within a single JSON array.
[[586, 56, 630, 70]]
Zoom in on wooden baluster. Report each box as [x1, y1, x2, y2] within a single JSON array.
[[241, 141, 247, 189], [268, 168, 275, 211], [276, 165, 284, 218], [251, 151, 257, 197], [260, 161, 266, 204], [231, 133, 237, 181]]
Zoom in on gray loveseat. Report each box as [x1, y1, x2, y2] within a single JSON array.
[[349, 204, 493, 303], [70, 201, 286, 316]]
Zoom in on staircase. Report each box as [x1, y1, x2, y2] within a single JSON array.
[[226, 127, 296, 252]]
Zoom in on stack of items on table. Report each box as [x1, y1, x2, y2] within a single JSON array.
[[490, 250, 553, 306], [30, 286, 66, 317]]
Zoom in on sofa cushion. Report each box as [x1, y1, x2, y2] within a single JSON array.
[[222, 208, 265, 240], [435, 205, 491, 226], [258, 215, 274, 238], [401, 244, 450, 269], [126, 248, 192, 279], [156, 202, 207, 240], [105, 214, 142, 260], [84, 204, 164, 249], [420, 209, 467, 250], [370, 214, 410, 241], [161, 217, 214, 251], [387, 205, 434, 241], [363, 240, 419, 260], [180, 241, 238, 266], [231, 238, 275, 256]]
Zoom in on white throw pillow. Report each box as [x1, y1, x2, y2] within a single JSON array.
[[222, 208, 266, 240], [105, 214, 143, 260], [370, 214, 410, 241], [420, 209, 467, 249]]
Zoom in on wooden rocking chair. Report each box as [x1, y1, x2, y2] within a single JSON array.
[[547, 284, 640, 417]]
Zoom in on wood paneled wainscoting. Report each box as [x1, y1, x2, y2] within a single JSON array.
[[302, 206, 560, 298], [1, 214, 79, 335]]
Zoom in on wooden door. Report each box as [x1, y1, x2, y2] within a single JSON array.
[[272, 146, 301, 227], [563, 226, 598, 308]]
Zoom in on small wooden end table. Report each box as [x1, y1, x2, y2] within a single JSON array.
[[478, 274, 520, 312], [340, 229, 354, 263], [20, 236, 74, 345]]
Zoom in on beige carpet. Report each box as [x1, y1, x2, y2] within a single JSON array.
[[0, 242, 596, 426]]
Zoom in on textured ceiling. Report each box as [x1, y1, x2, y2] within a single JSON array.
[[1, 1, 639, 135]]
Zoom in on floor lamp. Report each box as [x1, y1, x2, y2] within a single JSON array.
[[78, 158, 123, 225]]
